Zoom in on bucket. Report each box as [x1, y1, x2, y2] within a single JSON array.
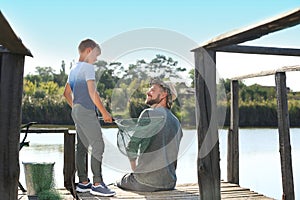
[[22, 162, 55, 197]]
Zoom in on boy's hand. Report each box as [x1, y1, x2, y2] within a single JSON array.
[[103, 112, 113, 123]]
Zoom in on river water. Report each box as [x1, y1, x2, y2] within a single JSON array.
[[19, 128, 299, 199]]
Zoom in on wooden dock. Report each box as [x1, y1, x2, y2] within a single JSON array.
[[18, 182, 274, 200]]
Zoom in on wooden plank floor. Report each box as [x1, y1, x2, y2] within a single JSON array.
[[18, 182, 275, 200]]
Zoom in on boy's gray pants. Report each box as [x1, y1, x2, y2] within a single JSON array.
[[71, 104, 104, 184]]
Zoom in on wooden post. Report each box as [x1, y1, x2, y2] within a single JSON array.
[[227, 80, 239, 184], [194, 48, 220, 200], [275, 72, 295, 200], [0, 53, 25, 199], [63, 130, 75, 191]]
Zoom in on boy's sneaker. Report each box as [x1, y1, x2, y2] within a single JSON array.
[[76, 181, 92, 193], [90, 183, 116, 196]]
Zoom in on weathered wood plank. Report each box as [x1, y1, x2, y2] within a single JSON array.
[[221, 193, 266, 198], [18, 188, 74, 200], [19, 182, 274, 200], [192, 8, 300, 50], [227, 80, 239, 184], [216, 44, 300, 56], [0, 53, 25, 200], [221, 187, 249, 192], [219, 182, 241, 188], [63, 131, 76, 194], [275, 72, 295, 200], [231, 65, 300, 80], [194, 48, 220, 199], [20, 127, 71, 133]]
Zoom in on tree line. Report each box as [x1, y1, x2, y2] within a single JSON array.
[[22, 55, 300, 127]]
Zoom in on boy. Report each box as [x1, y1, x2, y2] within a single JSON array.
[[63, 39, 115, 196]]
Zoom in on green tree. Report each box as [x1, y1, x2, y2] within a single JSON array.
[[53, 60, 68, 87], [95, 61, 122, 90], [35, 66, 55, 82], [23, 80, 36, 96], [123, 54, 186, 81], [39, 81, 60, 95], [24, 74, 42, 86], [188, 69, 194, 88]]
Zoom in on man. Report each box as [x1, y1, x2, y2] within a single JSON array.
[[117, 79, 183, 192]]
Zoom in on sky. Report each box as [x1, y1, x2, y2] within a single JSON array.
[[1, 0, 300, 90]]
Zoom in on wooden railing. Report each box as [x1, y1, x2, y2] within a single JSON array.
[[227, 65, 299, 199], [20, 128, 76, 192]]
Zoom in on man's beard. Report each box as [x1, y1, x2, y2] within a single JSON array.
[[146, 95, 161, 106]]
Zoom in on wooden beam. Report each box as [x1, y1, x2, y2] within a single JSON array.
[[192, 8, 300, 51], [0, 53, 25, 199], [194, 48, 220, 199], [216, 45, 300, 56], [231, 65, 300, 80], [63, 131, 76, 194], [21, 128, 69, 134], [275, 72, 295, 200], [227, 80, 239, 184]]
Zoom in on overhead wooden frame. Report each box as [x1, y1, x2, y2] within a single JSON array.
[[216, 44, 300, 56], [193, 8, 300, 51]]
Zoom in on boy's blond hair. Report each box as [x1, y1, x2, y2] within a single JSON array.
[[78, 39, 101, 54]]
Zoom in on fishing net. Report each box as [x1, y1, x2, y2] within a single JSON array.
[[114, 116, 165, 157]]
